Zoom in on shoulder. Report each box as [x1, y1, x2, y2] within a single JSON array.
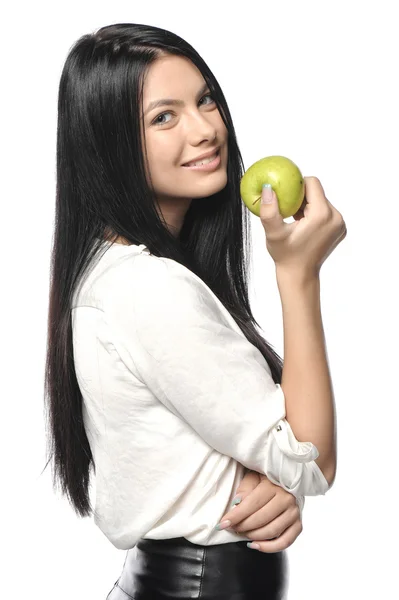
[[102, 251, 208, 319]]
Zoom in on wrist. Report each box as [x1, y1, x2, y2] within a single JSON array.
[[275, 265, 320, 289]]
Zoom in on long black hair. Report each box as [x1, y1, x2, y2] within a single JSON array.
[[43, 22, 284, 519]]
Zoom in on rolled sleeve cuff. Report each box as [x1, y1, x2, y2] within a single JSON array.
[[265, 411, 330, 497], [296, 495, 305, 515]]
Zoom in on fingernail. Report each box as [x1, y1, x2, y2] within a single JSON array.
[[231, 496, 242, 507], [261, 183, 273, 204], [247, 542, 261, 551], [215, 520, 231, 530]]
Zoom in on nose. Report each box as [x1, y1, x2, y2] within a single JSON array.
[[184, 110, 217, 144]]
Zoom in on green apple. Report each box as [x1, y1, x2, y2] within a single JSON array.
[[240, 155, 305, 218]]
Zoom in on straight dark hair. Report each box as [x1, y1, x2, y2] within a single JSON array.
[[43, 22, 284, 519]]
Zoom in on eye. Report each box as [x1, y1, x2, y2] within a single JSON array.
[[151, 93, 216, 127]]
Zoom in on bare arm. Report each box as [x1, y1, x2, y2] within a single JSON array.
[[276, 269, 337, 486]]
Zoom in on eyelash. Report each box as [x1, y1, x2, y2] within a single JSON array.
[[151, 94, 216, 127]]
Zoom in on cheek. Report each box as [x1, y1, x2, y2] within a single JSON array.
[[147, 140, 181, 172], [146, 136, 166, 160]]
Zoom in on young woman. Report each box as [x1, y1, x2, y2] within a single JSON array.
[[44, 22, 346, 599]]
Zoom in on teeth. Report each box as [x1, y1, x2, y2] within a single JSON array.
[[186, 153, 217, 167]]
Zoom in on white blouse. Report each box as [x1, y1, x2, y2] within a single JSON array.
[[71, 239, 329, 550]]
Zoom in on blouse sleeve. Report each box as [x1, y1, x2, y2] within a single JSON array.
[[104, 254, 330, 498]]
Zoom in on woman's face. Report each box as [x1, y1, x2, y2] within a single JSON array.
[[140, 54, 228, 236]]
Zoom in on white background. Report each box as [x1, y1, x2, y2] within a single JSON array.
[[2, 1, 398, 598]]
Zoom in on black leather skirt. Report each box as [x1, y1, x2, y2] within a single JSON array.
[[106, 536, 288, 599]]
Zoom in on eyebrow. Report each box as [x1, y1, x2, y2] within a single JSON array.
[[144, 82, 210, 116]]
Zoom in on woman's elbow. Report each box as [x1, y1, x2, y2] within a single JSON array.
[[315, 455, 336, 488]]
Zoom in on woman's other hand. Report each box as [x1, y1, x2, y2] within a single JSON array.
[[219, 471, 303, 553]]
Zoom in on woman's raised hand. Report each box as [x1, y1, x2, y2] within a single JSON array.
[[260, 176, 347, 280]]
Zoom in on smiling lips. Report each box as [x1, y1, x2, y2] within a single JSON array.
[[182, 149, 221, 170], [182, 147, 220, 167]]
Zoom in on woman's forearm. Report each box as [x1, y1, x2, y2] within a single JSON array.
[[276, 269, 337, 485]]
